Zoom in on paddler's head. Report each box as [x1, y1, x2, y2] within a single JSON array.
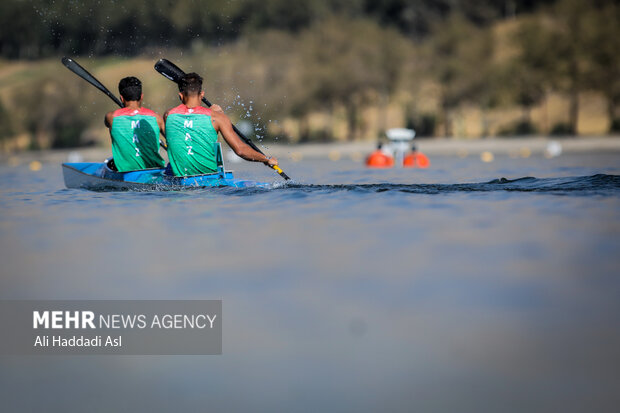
[[118, 76, 143, 107], [178, 73, 205, 104]]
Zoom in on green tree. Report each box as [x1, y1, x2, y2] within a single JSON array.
[[0, 0, 43, 58], [582, 2, 620, 131], [13, 75, 93, 149], [515, 0, 602, 135], [550, 0, 594, 135], [298, 18, 410, 140], [0, 99, 13, 150], [198, 30, 304, 140], [363, 0, 555, 37], [0, 0, 564, 60], [509, 19, 549, 126], [426, 14, 495, 136], [377, 26, 413, 133]]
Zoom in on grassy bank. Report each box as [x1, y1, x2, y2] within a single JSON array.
[[0, 53, 614, 154]]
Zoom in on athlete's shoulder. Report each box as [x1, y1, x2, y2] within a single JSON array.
[[167, 104, 212, 116], [111, 107, 156, 118], [137, 107, 158, 117], [210, 109, 230, 123], [111, 107, 133, 118], [191, 106, 212, 115], [167, 104, 188, 116]]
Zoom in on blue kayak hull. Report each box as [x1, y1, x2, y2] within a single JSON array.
[[62, 162, 268, 191]]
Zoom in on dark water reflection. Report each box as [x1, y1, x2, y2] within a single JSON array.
[[1, 153, 619, 412]]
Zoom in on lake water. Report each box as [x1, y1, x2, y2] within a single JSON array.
[[1, 151, 619, 412]]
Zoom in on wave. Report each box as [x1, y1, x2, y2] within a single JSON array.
[[278, 174, 620, 196]]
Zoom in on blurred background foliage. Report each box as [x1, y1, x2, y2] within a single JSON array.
[[0, 0, 618, 150]]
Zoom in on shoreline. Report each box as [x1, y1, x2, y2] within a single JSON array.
[[268, 136, 620, 159], [1, 136, 619, 165]]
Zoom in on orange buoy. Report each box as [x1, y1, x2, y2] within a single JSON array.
[[366, 143, 394, 168], [366, 149, 394, 168], [403, 152, 430, 168]]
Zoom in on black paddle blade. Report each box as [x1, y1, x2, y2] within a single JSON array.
[[155, 58, 213, 107], [61, 57, 122, 107], [154, 59, 186, 84]]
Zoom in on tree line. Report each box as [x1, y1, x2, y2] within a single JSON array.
[[0, 0, 618, 149], [1, 0, 553, 59], [206, 0, 618, 139]]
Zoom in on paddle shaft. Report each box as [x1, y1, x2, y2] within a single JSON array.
[[61, 57, 167, 150], [154, 59, 289, 180]]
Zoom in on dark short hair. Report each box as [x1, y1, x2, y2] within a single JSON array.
[[179, 73, 203, 96], [118, 77, 142, 101]]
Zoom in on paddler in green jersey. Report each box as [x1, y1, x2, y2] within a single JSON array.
[[104, 77, 166, 172], [164, 72, 278, 176]]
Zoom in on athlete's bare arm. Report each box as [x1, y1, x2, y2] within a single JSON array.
[[155, 113, 166, 139], [211, 111, 278, 166], [104, 111, 114, 128]]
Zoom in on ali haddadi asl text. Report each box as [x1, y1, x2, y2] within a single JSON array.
[[34, 335, 121, 348]]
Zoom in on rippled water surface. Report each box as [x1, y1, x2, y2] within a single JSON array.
[[1, 152, 620, 412]]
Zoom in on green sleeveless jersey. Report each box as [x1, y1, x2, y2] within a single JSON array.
[[165, 104, 219, 176], [109, 107, 165, 172]]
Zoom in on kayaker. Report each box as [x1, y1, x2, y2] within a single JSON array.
[[164, 72, 278, 177], [104, 77, 166, 172]]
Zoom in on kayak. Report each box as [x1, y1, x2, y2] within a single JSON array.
[[62, 161, 269, 191], [62, 143, 269, 191]]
